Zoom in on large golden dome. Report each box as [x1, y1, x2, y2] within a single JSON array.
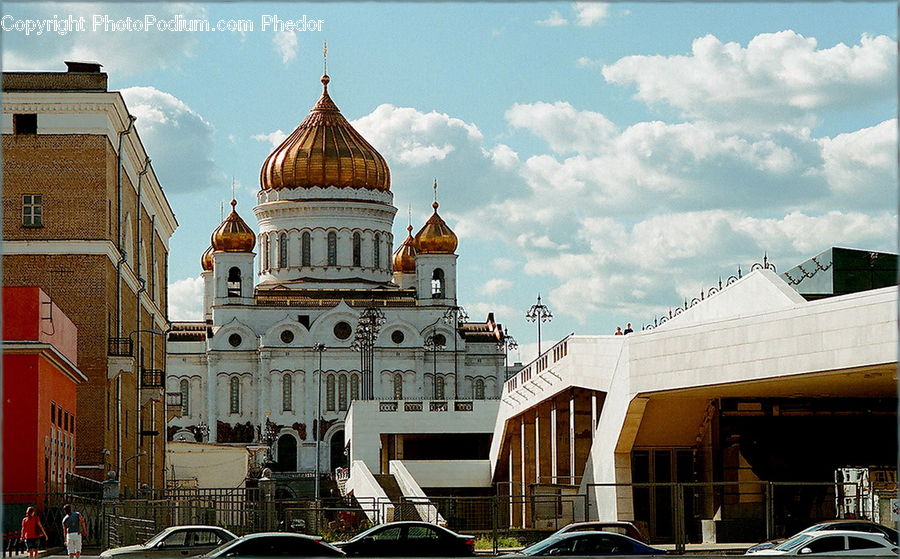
[[414, 202, 458, 254], [392, 225, 418, 273], [200, 246, 214, 271], [260, 75, 390, 192], [211, 199, 256, 253]]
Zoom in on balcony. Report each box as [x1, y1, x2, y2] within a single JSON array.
[[141, 369, 165, 389], [108, 337, 133, 356]]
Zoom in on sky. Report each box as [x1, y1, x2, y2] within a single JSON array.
[[4, 2, 896, 364]]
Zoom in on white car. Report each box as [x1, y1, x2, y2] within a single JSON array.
[[748, 530, 898, 556], [100, 525, 237, 558]]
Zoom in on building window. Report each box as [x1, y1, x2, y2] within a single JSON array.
[[333, 321, 352, 340], [374, 233, 381, 270], [301, 232, 311, 266], [326, 375, 336, 411], [434, 376, 445, 400], [229, 377, 240, 414], [474, 378, 485, 400], [393, 373, 403, 400], [278, 232, 288, 268], [227, 267, 242, 297], [261, 235, 268, 271], [350, 375, 359, 402], [327, 232, 337, 266], [23, 195, 43, 227], [431, 268, 445, 298], [338, 375, 348, 411], [352, 232, 361, 266], [282, 374, 292, 412], [180, 379, 190, 416], [13, 114, 37, 135]]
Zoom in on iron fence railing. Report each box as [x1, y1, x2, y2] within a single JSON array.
[[107, 337, 133, 357]]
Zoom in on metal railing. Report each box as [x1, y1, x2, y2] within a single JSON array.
[[107, 337, 133, 356], [140, 369, 165, 388]]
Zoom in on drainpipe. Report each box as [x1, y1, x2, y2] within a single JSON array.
[[135, 157, 150, 493], [115, 114, 136, 481]]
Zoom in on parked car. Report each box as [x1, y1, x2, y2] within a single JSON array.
[[746, 530, 898, 556], [746, 520, 900, 554], [100, 525, 237, 558], [551, 521, 647, 543], [200, 533, 344, 558], [335, 521, 475, 557], [503, 531, 667, 556]]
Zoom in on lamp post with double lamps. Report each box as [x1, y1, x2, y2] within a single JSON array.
[[313, 343, 326, 501], [352, 304, 386, 400], [442, 305, 468, 400], [497, 328, 519, 381], [525, 294, 553, 358]]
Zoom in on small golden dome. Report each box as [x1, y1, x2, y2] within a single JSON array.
[[392, 225, 418, 273], [414, 202, 458, 254], [260, 74, 390, 192], [200, 246, 214, 271], [211, 199, 256, 253]]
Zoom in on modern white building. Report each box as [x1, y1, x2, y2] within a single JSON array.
[[165, 73, 507, 493]]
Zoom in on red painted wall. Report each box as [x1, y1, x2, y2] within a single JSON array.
[[3, 287, 80, 496]]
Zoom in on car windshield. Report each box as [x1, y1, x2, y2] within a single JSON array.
[[518, 535, 565, 555], [348, 524, 393, 542], [145, 528, 174, 547], [202, 538, 236, 558], [775, 534, 813, 551]]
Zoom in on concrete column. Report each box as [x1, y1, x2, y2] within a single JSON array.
[[555, 392, 571, 485], [207, 357, 218, 442], [508, 415, 523, 527], [523, 410, 537, 527]]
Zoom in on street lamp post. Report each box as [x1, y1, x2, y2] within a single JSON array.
[[497, 328, 519, 381], [443, 305, 468, 400], [313, 343, 326, 501], [352, 304, 386, 400], [525, 294, 553, 358], [423, 329, 446, 399]]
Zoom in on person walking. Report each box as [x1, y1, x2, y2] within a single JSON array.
[[61, 504, 87, 559], [21, 506, 48, 559]]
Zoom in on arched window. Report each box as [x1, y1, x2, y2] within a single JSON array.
[[350, 374, 360, 402], [229, 377, 240, 414], [374, 233, 381, 270], [393, 373, 403, 400], [327, 232, 337, 266], [326, 375, 336, 411], [278, 232, 288, 268], [338, 375, 348, 411], [261, 235, 269, 271], [301, 232, 311, 266], [474, 378, 485, 400], [180, 379, 190, 416], [282, 374, 292, 412], [352, 232, 361, 267], [431, 268, 445, 298], [227, 267, 242, 297]]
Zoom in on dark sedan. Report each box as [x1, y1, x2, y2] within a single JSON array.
[[504, 531, 667, 556], [200, 533, 344, 558], [551, 521, 647, 543], [335, 521, 475, 557]]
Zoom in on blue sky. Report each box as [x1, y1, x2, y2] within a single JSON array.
[[5, 2, 896, 362]]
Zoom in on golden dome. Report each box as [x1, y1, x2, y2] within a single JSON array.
[[200, 246, 214, 271], [392, 225, 418, 273], [414, 202, 458, 254], [211, 199, 256, 253], [260, 75, 390, 192]]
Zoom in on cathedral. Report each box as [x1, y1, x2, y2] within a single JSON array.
[[166, 71, 506, 476]]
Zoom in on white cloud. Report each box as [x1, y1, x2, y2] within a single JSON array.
[[573, 2, 610, 26], [273, 31, 298, 64], [481, 278, 513, 296], [820, 119, 897, 208], [576, 56, 603, 68], [506, 101, 617, 155], [1, 3, 205, 74], [602, 31, 896, 124], [121, 86, 222, 193], [465, 302, 520, 325], [252, 129, 289, 149], [537, 11, 568, 27], [486, 144, 519, 169], [168, 276, 205, 320]]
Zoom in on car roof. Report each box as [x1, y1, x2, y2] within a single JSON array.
[[564, 521, 636, 527], [804, 530, 890, 539], [164, 525, 233, 531], [234, 532, 322, 540]]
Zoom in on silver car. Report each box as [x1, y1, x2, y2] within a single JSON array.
[[100, 525, 237, 558], [747, 530, 898, 556]]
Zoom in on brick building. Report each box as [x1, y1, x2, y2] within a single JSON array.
[[2, 287, 85, 496], [3, 62, 178, 493]]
